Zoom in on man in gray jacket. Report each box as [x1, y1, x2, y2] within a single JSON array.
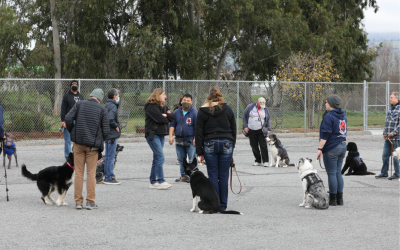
[[65, 88, 109, 210]]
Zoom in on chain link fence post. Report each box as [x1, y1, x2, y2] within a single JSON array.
[[304, 82, 307, 133], [237, 81, 240, 134]]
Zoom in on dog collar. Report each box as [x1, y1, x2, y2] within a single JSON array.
[[190, 167, 199, 176], [67, 162, 75, 170]]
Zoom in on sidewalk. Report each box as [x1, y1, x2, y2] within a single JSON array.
[[0, 133, 398, 249]]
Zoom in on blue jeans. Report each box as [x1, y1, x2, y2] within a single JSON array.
[[104, 139, 118, 181], [381, 139, 400, 177], [64, 128, 71, 159], [146, 134, 166, 184], [323, 141, 346, 194], [203, 139, 234, 210], [176, 141, 196, 176]]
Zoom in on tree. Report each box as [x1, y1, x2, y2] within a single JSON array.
[[371, 41, 400, 83], [276, 52, 340, 128]]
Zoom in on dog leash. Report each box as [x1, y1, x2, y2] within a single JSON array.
[[315, 158, 325, 169], [2, 140, 9, 201], [388, 137, 393, 178], [230, 158, 242, 194]]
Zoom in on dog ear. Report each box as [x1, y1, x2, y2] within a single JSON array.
[[192, 157, 197, 166], [183, 157, 188, 165]]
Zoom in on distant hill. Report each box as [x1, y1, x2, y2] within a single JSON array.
[[367, 32, 400, 47]]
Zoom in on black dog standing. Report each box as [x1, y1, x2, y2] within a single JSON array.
[[342, 142, 375, 176]]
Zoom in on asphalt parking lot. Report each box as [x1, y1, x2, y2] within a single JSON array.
[[0, 131, 398, 250]]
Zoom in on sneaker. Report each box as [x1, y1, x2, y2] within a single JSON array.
[[158, 182, 172, 189], [150, 183, 160, 189], [263, 163, 269, 167], [253, 162, 262, 166], [375, 174, 388, 179], [86, 201, 98, 210], [388, 176, 399, 180], [104, 179, 121, 185], [175, 176, 190, 183], [176, 160, 180, 165], [76, 204, 83, 210]]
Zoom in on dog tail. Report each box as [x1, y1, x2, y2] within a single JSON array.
[[21, 164, 38, 181], [218, 208, 243, 215]]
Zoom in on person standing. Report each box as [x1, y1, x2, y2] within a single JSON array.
[[316, 94, 347, 206], [376, 92, 400, 180], [103, 88, 122, 185], [65, 88, 109, 210], [195, 87, 237, 211], [242, 97, 271, 167], [145, 88, 176, 189], [169, 94, 198, 183], [60, 80, 84, 161]]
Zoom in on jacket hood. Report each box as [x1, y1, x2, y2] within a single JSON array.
[[328, 108, 345, 119], [144, 102, 158, 110], [200, 102, 227, 116], [107, 99, 119, 107]]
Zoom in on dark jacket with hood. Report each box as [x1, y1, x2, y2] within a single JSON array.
[[144, 102, 175, 138], [195, 102, 237, 155], [170, 106, 198, 139], [104, 99, 120, 140], [319, 108, 347, 154], [61, 90, 84, 121], [65, 98, 109, 150]]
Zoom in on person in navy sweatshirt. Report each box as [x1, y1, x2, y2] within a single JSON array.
[[169, 94, 198, 183], [316, 94, 347, 207]]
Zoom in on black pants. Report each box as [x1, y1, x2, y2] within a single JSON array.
[[249, 129, 269, 163]]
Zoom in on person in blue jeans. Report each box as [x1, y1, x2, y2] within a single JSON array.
[[103, 88, 122, 185], [376, 92, 400, 180], [144, 89, 176, 189], [60, 80, 84, 161], [317, 94, 347, 206], [195, 87, 237, 210], [169, 94, 198, 183]]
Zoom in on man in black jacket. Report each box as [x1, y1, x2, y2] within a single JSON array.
[[65, 88, 109, 210], [60, 80, 84, 161], [103, 88, 121, 185]]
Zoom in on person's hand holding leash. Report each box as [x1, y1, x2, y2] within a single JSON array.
[[61, 121, 66, 128], [388, 133, 394, 138], [162, 114, 167, 117], [244, 127, 249, 134], [198, 155, 204, 162], [317, 150, 322, 160], [169, 137, 174, 145]]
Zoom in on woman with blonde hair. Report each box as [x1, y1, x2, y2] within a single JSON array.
[[144, 88, 175, 189], [195, 87, 237, 210]]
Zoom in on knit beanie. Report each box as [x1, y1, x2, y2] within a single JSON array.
[[90, 88, 104, 101], [70, 80, 79, 86], [327, 94, 341, 109]]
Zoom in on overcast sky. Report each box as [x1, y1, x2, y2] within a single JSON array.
[[363, 0, 400, 33]]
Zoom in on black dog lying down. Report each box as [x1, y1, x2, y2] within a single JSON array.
[[96, 144, 124, 183], [183, 158, 242, 215], [21, 152, 75, 206], [342, 142, 375, 176]]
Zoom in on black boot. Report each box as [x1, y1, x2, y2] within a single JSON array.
[[329, 193, 337, 206], [337, 192, 343, 206]]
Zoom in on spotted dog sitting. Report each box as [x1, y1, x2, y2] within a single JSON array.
[[296, 158, 329, 209], [268, 134, 294, 167], [96, 144, 124, 183], [342, 142, 375, 176]]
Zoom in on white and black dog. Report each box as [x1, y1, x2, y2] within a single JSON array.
[[21, 152, 75, 206], [296, 158, 329, 209], [267, 134, 294, 168], [183, 157, 242, 215], [391, 147, 400, 182]]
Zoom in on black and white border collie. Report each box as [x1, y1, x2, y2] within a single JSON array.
[[21, 152, 75, 206], [183, 157, 243, 215]]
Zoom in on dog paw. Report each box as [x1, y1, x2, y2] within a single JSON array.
[[275, 165, 279, 168], [45, 202, 52, 206], [299, 203, 305, 207], [283, 165, 287, 168], [62, 202, 68, 206], [56, 200, 62, 206], [305, 206, 312, 209], [190, 208, 196, 212], [199, 210, 204, 214]]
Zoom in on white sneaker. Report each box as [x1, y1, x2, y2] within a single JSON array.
[[263, 163, 269, 167], [158, 182, 172, 189], [150, 183, 160, 189], [253, 162, 262, 166]]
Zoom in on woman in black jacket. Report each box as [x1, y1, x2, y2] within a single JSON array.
[[103, 88, 121, 185], [145, 88, 176, 189], [195, 87, 237, 210]]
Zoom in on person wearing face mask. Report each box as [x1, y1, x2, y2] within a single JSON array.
[[242, 97, 271, 167], [169, 94, 198, 183], [60, 80, 84, 161], [103, 88, 122, 185]]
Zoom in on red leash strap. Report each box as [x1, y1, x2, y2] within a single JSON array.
[[230, 158, 242, 194]]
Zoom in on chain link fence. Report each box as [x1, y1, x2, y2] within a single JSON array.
[[0, 79, 398, 139]]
